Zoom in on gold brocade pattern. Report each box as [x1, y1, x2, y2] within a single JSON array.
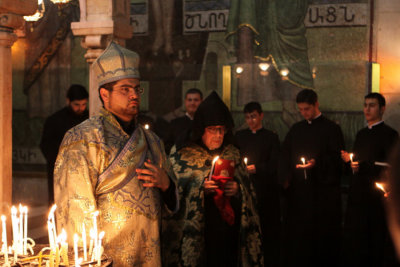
[[54, 108, 176, 267]]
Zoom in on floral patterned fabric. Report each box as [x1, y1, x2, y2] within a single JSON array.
[[163, 143, 264, 266]]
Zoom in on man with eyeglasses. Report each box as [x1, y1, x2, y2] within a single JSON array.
[[164, 92, 263, 266], [235, 101, 280, 267], [54, 42, 178, 267]]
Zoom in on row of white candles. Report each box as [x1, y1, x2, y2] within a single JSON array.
[[1, 204, 31, 266], [47, 206, 105, 267]]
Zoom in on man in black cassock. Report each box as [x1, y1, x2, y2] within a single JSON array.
[[40, 84, 89, 205], [341, 93, 399, 267], [279, 89, 344, 267], [235, 101, 280, 267], [166, 88, 203, 152]]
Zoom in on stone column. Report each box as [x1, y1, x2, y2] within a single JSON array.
[[72, 0, 133, 116], [0, 1, 37, 213]]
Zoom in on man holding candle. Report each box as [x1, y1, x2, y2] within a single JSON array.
[[279, 89, 345, 267], [54, 42, 178, 267], [235, 101, 281, 267], [341, 93, 399, 267], [163, 92, 263, 266]]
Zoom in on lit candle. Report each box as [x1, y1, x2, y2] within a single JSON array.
[[208, 156, 220, 181], [1, 215, 9, 265], [60, 229, 69, 266], [300, 157, 307, 179], [97, 231, 105, 266], [74, 234, 79, 267], [19, 204, 23, 254], [92, 211, 99, 256], [23, 206, 28, 255], [88, 228, 95, 260], [375, 182, 388, 197], [11, 206, 18, 260], [144, 124, 149, 130], [49, 205, 57, 249], [48, 220, 55, 250], [82, 223, 87, 261], [243, 157, 248, 166], [349, 153, 355, 174]]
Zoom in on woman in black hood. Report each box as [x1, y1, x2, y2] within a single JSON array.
[[163, 92, 263, 267]]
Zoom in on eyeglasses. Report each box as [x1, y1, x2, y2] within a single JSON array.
[[113, 86, 144, 96], [205, 126, 226, 134]]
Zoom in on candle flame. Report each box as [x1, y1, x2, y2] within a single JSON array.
[[99, 231, 105, 239], [74, 233, 79, 242], [1, 215, 5, 222], [11, 206, 17, 215], [350, 153, 354, 162], [92, 211, 99, 217], [144, 124, 149, 130], [301, 157, 306, 165], [212, 156, 219, 165], [375, 182, 387, 193], [60, 229, 67, 241], [244, 157, 248, 165]]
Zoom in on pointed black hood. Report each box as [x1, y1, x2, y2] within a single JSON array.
[[191, 91, 234, 142]]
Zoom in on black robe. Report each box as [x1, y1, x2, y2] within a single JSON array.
[[342, 122, 399, 267], [235, 128, 281, 267], [39, 106, 88, 204], [165, 115, 193, 153], [279, 115, 344, 267]]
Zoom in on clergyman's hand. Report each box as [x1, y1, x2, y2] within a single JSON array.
[[224, 181, 239, 197], [136, 160, 170, 192], [204, 180, 218, 195], [296, 158, 316, 169]]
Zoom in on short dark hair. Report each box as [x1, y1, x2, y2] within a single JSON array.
[[244, 101, 262, 114], [365, 92, 386, 108], [67, 84, 88, 101], [185, 88, 203, 99], [296, 89, 318, 105], [98, 81, 118, 105]]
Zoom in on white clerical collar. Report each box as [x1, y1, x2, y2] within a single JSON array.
[[307, 112, 322, 124], [185, 112, 194, 120], [368, 120, 383, 129]]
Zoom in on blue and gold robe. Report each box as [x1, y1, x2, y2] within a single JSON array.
[[163, 143, 263, 266], [54, 108, 178, 266]]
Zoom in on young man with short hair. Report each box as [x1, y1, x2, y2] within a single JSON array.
[[279, 89, 345, 267], [341, 93, 399, 266], [235, 101, 280, 267], [166, 88, 203, 152], [40, 84, 89, 205]]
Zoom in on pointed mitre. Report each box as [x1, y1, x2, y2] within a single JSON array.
[[93, 41, 140, 87]]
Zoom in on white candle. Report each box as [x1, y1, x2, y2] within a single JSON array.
[[300, 157, 307, 179], [97, 231, 105, 266], [23, 206, 28, 255], [92, 211, 99, 254], [11, 206, 18, 258], [82, 223, 87, 261], [88, 228, 95, 260], [1, 215, 9, 265], [48, 221, 54, 249], [49, 205, 57, 248], [18, 204, 23, 254], [208, 156, 219, 181], [74, 234, 79, 267]]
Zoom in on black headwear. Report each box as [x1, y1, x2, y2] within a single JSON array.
[[191, 91, 234, 142]]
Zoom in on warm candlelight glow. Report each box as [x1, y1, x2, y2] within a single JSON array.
[[280, 68, 289, 77], [235, 66, 244, 74], [375, 182, 388, 197], [258, 63, 270, 71], [1, 215, 9, 265], [144, 124, 149, 130], [349, 153, 354, 163], [244, 157, 248, 166], [301, 157, 306, 165]]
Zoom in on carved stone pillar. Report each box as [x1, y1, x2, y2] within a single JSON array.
[[72, 0, 133, 117], [0, 1, 37, 213]]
